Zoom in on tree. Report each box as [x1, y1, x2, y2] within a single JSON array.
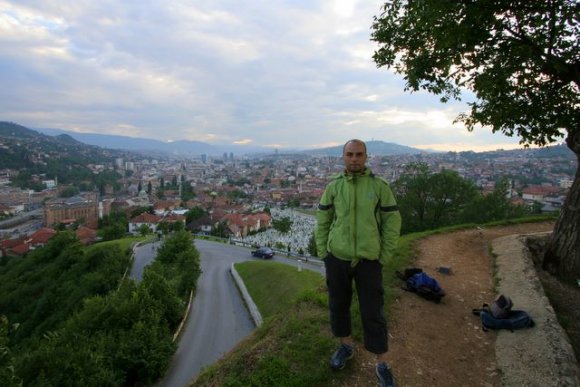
[[59, 186, 79, 198], [307, 232, 317, 257], [461, 178, 529, 223], [181, 181, 196, 202], [394, 163, 478, 233], [210, 221, 229, 238], [138, 224, 151, 237], [185, 207, 206, 224], [272, 217, 293, 234], [372, 0, 579, 282], [0, 316, 21, 386]]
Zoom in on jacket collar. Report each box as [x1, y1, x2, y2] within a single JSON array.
[[343, 167, 372, 180]]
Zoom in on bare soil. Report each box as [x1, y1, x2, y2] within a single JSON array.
[[337, 222, 580, 387]]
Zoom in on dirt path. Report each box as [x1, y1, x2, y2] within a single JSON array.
[[339, 222, 558, 387]]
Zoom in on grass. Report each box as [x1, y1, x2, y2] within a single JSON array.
[[234, 261, 325, 319], [191, 215, 557, 386], [86, 235, 145, 254], [192, 232, 423, 386]]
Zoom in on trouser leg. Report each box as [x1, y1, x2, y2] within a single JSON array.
[[324, 254, 353, 337], [355, 259, 388, 354]]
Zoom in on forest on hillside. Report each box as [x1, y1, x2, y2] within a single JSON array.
[[0, 230, 200, 386]]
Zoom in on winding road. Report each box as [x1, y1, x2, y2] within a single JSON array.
[[131, 238, 324, 387]]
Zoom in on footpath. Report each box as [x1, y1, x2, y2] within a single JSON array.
[[340, 222, 579, 387]]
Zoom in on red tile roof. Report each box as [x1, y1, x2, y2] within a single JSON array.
[[29, 228, 57, 245], [76, 226, 97, 245], [130, 213, 162, 223], [9, 243, 29, 256]]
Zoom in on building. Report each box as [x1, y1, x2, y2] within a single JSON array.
[[128, 212, 162, 234], [43, 193, 99, 227]]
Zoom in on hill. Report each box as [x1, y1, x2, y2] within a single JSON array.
[[0, 121, 134, 190], [35, 127, 272, 156], [34, 126, 426, 156], [0, 121, 131, 165], [302, 139, 424, 156]]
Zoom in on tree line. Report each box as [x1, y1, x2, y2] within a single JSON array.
[[392, 162, 536, 234]]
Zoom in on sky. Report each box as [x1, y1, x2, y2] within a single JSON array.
[[0, 0, 527, 152]]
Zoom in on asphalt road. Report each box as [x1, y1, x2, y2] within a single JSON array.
[[132, 238, 325, 387], [155, 239, 256, 387], [130, 241, 160, 281]]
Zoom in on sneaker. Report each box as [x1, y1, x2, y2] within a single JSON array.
[[376, 362, 396, 387], [329, 343, 354, 370]]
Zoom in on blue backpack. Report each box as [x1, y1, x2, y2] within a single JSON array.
[[400, 271, 446, 303]]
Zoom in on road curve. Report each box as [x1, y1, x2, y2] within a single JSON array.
[[155, 239, 256, 387]]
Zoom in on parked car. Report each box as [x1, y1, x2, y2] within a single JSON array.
[[251, 246, 275, 259]]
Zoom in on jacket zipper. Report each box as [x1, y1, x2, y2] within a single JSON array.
[[353, 175, 357, 259]]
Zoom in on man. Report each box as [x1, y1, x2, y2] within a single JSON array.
[[316, 139, 401, 387]]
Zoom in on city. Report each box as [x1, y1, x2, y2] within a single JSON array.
[[0, 124, 575, 257]]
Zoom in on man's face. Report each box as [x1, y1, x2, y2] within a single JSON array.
[[343, 141, 367, 173]]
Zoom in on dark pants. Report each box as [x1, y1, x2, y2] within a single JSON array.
[[324, 254, 388, 354]]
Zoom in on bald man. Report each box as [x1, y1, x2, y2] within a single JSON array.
[[316, 139, 401, 387]]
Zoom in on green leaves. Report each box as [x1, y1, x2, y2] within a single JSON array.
[[392, 162, 532, 233], [371, 0, 578, 147]]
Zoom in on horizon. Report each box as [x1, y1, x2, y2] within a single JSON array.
[[32, 123, 535, 154]]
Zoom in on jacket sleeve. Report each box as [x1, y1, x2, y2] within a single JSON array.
[[378, 182, 401, 266], [315, 183, 335, 258]]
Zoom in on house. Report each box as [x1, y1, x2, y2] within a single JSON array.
[[521, 185, 562, 203], [221, 212, 272, 238], [27, 227, 57, 249], [0, 237, 27, 257], [162, 213, 186, 228], [0, 228, 57, 257], [153, 199, 182, 214], [128, 213, 163, 234], [128, 212, 186, 234], [76, 226, 97, 245], [188, 215, 213, 234]]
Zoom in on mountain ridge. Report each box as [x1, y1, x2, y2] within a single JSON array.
[[2, 121, 572, 159], [33, 126, 426, 156]]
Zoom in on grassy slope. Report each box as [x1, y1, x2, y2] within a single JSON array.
[[191, 216, 556, 386]]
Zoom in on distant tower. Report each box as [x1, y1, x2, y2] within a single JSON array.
[[201, 154, 207, 163]]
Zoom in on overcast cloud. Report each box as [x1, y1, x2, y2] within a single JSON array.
[[0, 0, 524, 152]]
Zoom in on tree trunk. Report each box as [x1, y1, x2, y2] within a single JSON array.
[[543, 131, 580, 284]]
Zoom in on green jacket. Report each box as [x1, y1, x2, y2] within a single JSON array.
[[315, 168, 401, 266]]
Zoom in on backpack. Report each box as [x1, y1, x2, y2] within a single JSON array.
[[490, 294, 513, 319], [472, 295, 535, 331], [397, 269, 446, 303]]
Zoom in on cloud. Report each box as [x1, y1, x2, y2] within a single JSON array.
[[0, 0, 526, 152]]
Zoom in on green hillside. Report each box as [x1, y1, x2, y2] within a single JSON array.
[[0, 230, 201, 387]]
